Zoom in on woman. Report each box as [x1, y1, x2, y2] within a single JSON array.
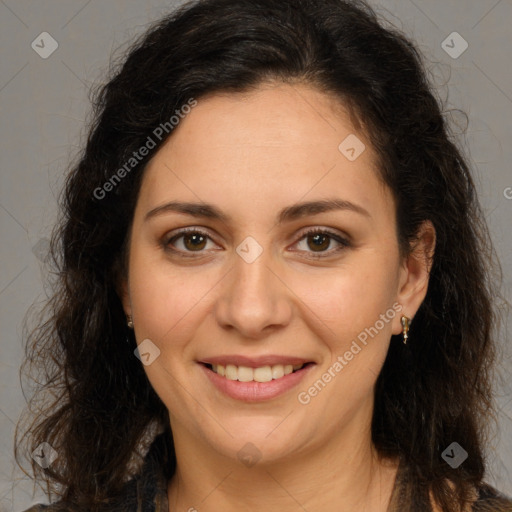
[[16, 0, 512, 510]]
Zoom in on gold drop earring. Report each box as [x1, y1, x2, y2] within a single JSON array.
[[401, 316, 410, 344]]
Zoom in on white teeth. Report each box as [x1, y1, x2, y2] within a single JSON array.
[[253, 366, 272, 382], [271, 365, 284, 379], [225, 364, 238, 380], [210, 363, 305, 382], [237, 366, 254, 382]]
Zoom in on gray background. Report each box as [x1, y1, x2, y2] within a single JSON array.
[[0, 0, 511, 510]]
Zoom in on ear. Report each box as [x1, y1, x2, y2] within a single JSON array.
[[118, 277, 132, 318], [113, 257, 132, 318], [393, 220, 436, 335]]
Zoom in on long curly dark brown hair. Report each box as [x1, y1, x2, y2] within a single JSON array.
[[16, 0, 505, 510]]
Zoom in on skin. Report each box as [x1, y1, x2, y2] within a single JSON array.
[[120, 82, 436, 512]]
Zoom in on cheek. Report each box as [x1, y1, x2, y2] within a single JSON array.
[[127, 244, 220, 349], [290, 256, 399, 346], [126, 247, 217, 412]]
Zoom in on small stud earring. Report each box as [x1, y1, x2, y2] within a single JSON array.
[[401, 316, 410, 344], [127, 315, 134, 329]]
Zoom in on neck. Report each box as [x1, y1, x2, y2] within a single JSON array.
[[167, 406, 399, 512]]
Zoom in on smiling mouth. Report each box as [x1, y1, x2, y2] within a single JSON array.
[[202, 363, 312, 383]]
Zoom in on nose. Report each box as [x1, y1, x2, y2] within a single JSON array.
[[214, 242, 293, 340]]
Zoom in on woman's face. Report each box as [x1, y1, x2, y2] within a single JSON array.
[[122, 83, 431, 464]]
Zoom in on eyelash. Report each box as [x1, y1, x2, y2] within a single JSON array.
[[163, 227, 351, 259]]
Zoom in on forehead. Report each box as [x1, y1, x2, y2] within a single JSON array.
[[136, 83, 392, 224], [166, 83, 367, 156]]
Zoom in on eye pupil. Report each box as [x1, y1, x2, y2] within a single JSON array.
[[184, 233, 207, 250], [308, 233, 330, 251]]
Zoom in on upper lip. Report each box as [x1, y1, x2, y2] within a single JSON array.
[[199, 355, 313, 368]]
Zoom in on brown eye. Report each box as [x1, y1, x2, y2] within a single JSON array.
[[165, 229, 215, 254], [294, 228, 351, 258], [182, 232, 207, 251], [307, 232, 331, 252]]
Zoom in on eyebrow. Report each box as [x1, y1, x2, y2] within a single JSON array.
[[144, 198, 371, 224]]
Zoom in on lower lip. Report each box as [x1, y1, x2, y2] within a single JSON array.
[[200, 363, 315, 402]]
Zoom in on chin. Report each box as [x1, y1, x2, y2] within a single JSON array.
[[200, 417, 312, 465]]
